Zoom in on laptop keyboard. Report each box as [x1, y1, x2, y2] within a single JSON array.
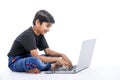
[[54, 65, 77, 71]]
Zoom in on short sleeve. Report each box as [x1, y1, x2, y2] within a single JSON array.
[[20, 33, 37, 51], [37, 35, 49, 51]]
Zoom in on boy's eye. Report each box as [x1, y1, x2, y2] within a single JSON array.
[[46, 23, 52, 28], [46, 24, 51, 28], [46, 25, 50, 28]]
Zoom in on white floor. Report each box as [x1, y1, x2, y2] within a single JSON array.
[[0, 66, 120, 80]]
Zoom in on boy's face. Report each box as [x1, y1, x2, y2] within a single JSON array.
[[38, 21, 53, 35]]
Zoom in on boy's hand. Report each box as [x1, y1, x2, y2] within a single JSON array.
[[56, 58, 68, 67], [61, 54, 73, 69]]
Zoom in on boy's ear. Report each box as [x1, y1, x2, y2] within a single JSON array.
[[35, 19, 41, 26]]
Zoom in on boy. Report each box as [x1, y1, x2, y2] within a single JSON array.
[[7, 10, 73, 74]]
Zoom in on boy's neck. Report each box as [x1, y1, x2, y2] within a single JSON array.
[[32, 26, 40, 36]]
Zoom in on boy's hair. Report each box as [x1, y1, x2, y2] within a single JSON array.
[[33, 10, 55, 25]]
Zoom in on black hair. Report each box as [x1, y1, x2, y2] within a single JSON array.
[[33, 10, 55, 25]]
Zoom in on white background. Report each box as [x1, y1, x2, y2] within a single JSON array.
[[0, 0, 120, 80]]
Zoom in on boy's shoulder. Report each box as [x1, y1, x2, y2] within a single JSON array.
[[21, 27, 34, 35], [23, 27, 33, 34], [16, 27, 35, 39]]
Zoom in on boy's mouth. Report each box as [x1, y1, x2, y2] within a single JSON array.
[[44, 30, 47, 34]]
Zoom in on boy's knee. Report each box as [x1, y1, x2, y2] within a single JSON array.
[[25, 57, 39, 70], [32, 57, 51, 70], [31, 57, 40, 63]]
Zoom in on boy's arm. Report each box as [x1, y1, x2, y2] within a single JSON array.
[[30, 49, 58, 63], [44, 48, 63, 57]]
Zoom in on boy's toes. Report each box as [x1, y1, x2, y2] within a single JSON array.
[[26, 68, 40, 74]]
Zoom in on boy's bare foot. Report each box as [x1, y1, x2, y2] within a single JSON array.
[[51, 62, 62, 70], [26, 68, 40, 74]]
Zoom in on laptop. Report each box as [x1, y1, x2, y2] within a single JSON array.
[[42, 39, 96, 74]]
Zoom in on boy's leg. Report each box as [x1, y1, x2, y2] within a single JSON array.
[[28, 56, 63, 71], [9, 57, 51, 72]]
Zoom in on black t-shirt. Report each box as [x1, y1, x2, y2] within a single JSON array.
[[7, 27, 49, 57]]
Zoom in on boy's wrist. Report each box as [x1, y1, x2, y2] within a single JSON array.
[[56, 57, 62, 62]]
